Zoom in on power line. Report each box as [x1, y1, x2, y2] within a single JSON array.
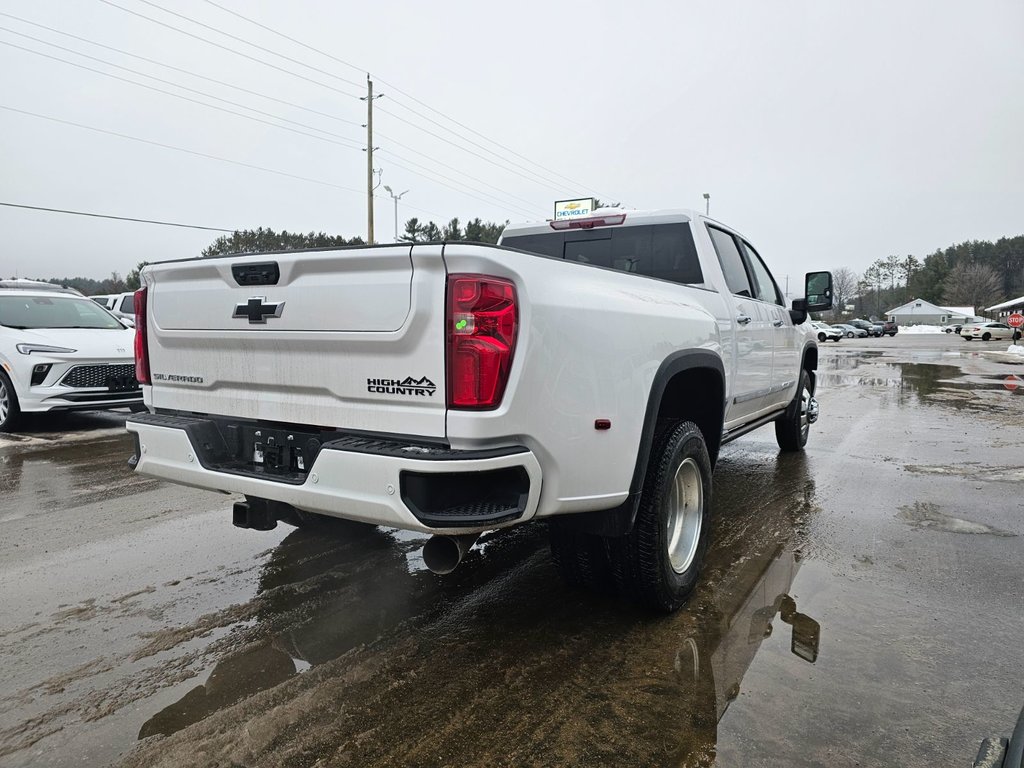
[[0, 40, 535, 216], [123, 0, 605, 198], [0, 20, 538, 214], [130, 0, 364, 91], [0, 104, 452, 221], [0, 11, 361, 128], [376, 79, 616, 199], [0, 202, 234, 231], [0, 104, 365, 192], [376, 110, 564, 194], [201, 0, 613, 198], [378, 150, 541, 217], [0, 31, 365, 148], [94, 0, 362, 100], [66, 5, 550, 211]]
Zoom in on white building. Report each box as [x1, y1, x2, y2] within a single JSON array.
[[885, 298, 980, 326], [986, 294, 1024, 320]]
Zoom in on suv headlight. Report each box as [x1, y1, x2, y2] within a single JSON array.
[[16, 344, 78, 355]]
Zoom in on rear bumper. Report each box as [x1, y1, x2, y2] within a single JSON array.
[[125, 414, 542, 535]]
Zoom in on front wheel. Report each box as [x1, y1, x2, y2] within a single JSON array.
[[775, 368, 815, 452], [846, 331, 855, 338], [609, 421, 713, 612], [0, 371, 22, 433]]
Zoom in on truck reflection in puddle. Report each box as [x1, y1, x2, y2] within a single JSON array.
[[137, 452, 821, 767]]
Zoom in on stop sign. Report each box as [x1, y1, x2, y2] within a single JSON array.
[[1005, 375, 1022, 392], [1008, 313, 1024, 329]]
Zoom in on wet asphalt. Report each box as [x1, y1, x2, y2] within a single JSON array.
[[0, 334, 1022, 767]]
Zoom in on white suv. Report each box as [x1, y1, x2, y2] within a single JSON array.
[[0, 280, 142, 431]]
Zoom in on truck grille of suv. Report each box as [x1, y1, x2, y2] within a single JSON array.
[[61, 364, 137, 389]]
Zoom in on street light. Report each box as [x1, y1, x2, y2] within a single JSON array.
[[383, 185, 409, 242], [702, 192, 710, 216]]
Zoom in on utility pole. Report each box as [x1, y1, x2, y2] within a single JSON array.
[[361, 74, 383, 244], [383, 185, 409, 242], [703, 192, 710, 216]]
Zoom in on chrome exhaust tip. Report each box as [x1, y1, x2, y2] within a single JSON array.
[[422, 534, 480, 575]]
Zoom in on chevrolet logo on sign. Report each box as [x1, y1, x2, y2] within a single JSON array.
[[554, 197, 595, 219]]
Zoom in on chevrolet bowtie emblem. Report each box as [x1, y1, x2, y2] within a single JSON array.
[[233, 297, 285, 324]]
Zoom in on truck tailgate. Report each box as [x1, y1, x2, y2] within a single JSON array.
[[144, 245, 448, 437]]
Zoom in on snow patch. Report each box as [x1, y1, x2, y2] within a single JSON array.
[[1004, 344, 1024, 356]]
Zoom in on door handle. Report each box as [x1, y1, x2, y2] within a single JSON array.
[[737, 315, 752, 325], [773, 320, 784, 327]]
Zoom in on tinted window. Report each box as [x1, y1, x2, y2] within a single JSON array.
[[707, 227, 752, 297], [0, 296, 123, 329], [742, 241, 784, 306], [502, 223, 703, 285], [118, 295, 135, 313]]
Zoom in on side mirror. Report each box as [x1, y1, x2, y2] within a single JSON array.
[[805, 271, 833, 313], [789, 271, 833, 325]]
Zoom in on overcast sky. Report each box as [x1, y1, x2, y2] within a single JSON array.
[[1, 0, 1021, 289]]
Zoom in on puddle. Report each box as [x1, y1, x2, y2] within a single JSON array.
[[818, 359, 1022, 411], [897, 502, 1016, 537]]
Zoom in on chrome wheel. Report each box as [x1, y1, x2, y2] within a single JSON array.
[[666, 457, 703, 574], [801, 383, 817, 439], [0, 377, 9, 425]]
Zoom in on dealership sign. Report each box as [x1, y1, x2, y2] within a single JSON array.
[[554, 198, 596, 220]]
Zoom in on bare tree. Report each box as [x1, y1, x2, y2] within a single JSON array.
[[831, 267, 859, 316], [942, 263, 1002, 311]]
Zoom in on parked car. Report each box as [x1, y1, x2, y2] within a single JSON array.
[[960, 322, 1013, 341], [832, 323, 868, 338], [943, 324, 963, 334], [848, 319, 882, 337], [106, 292, 137, 324], [90, 294, 117, 310], [0, 279, 141, 431], [877, 319, 898, 336], [809, 321, 842, 342]]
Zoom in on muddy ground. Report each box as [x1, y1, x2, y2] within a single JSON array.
[[1, 334, 1022, 767]]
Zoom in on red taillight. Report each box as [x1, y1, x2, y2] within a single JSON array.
[[446, 274, 518, 409], [134, 287, 150, 385]]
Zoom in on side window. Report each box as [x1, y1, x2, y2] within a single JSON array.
[[708, 227, 752, 297], [742, 241, 785, 306], [119, 296, 135, 313], [650, 224, 703, 284]]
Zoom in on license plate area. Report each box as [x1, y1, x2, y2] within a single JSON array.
[[222, 422, 321, 478], [106, 374, 140, 392]]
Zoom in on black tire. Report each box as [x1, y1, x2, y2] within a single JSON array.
[[944, 328, 952, 333], [548, 520, 612, 589], [817, 332, 826, 342], [608, 421, 713, 612], [775, 368, 813, 452], [846, 331, 854, 338], [982, 332, 991, 341], [0, 370, 22, 433]]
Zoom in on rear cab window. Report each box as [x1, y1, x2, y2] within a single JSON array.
[[501, 223, 704, 286]]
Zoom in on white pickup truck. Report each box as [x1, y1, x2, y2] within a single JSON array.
[[126, 208, 832, 611]]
